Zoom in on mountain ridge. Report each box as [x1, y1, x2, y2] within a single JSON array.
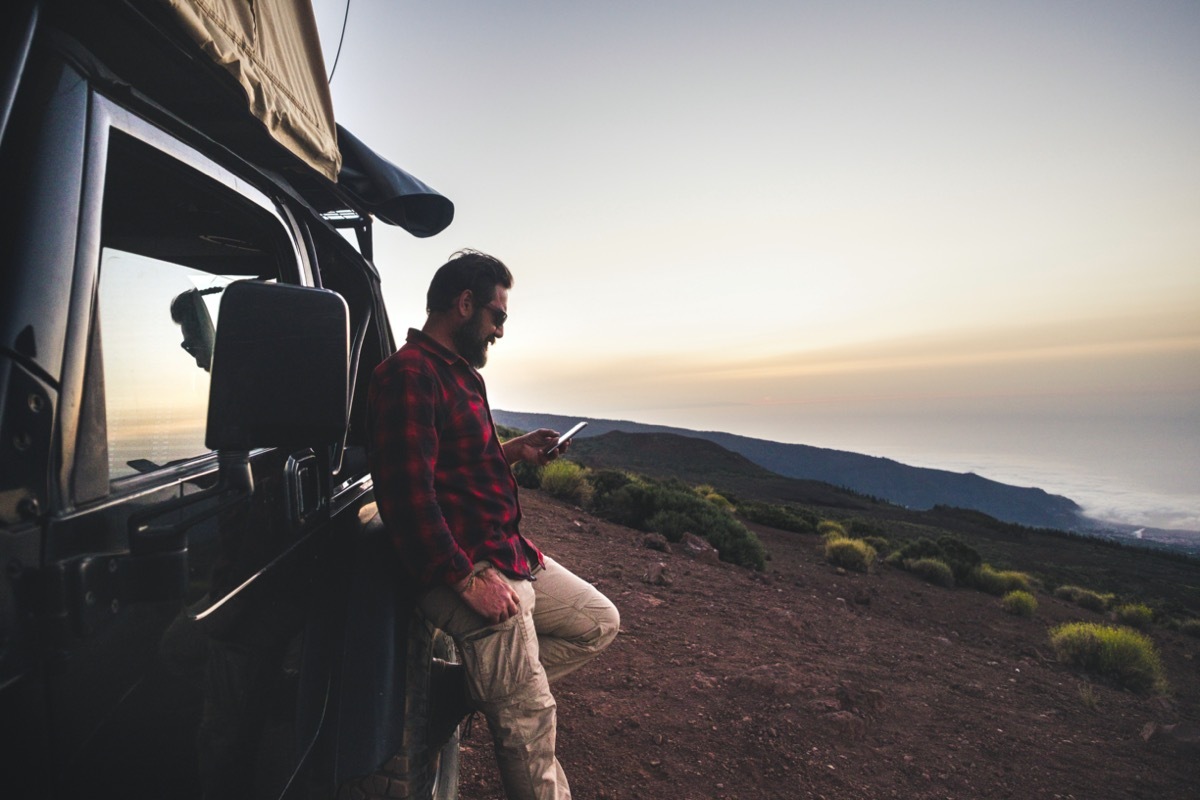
[[494, 409, 1082, 529]]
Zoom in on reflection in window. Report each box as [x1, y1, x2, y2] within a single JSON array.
[[98, 252, 233, 479]]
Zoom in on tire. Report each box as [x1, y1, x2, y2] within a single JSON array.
[[428, 632, 461, 800], [337, 619, 460, 800]]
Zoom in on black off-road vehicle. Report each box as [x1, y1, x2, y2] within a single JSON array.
[[1, 1, 458, 797]]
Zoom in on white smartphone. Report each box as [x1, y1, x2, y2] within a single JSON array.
[[545, 421, 588, 454]]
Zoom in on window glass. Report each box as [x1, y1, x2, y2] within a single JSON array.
[[97, 131, 295, 481], [98, 253, 235, 478]]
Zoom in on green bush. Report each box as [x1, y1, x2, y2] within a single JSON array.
[[594, 481, 657, 528], [706, 521, 769, 571], [937, 535, 983, 583], [1179, 619, 1200, 638], [862, 536, 892, 556], [969, 564, 1033, 596], [511, 460, 543, 489], [495, 423, 526, 440], [737, 502, 816, 534], [1001, 590, 1038, 617], [888, 537, 944, 566], [1049, 622, 1166, 693], [703, 491, 735, 513], [1113, 603, 1154, 630], [589, 475, 766, 570], [905, 557, 955, 588], [587, 469, 635, 503], [824, 538, 876, 573], [539, 460, 593, 507], [645, 510, 695, 543], [817, 520, 847, 539], [847, 518, 885, 537], [821, 529, 848, 544], [886, 536, 980, 582]]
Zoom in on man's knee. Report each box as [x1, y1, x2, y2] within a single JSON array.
[[590, 594, 620, 653]]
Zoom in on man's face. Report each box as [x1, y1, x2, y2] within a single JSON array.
[[453, 286, 508, 368]]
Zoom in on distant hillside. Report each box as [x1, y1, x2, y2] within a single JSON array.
[[567, 431, 880, 512], [494, 410, 1083, 529]]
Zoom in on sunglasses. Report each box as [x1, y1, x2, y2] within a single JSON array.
[[480, 303, 507, 327]]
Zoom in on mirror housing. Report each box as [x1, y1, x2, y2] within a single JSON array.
[[206, 281, 349, 451]]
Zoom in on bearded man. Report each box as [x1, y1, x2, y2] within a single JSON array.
[[367, 250, 618, 800]]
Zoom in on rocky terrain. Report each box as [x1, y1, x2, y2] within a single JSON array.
[[456, 491, 1200, 800]]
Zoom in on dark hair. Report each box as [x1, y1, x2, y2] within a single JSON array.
[[426, 249, 513, 313]]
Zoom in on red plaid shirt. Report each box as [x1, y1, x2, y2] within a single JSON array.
[[367, 329, 543, 591]]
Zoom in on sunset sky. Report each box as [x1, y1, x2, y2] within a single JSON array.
[[312, 1, 1200, 529]]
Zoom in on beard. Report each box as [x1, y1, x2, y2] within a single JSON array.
[[452, 310, 493, 368]]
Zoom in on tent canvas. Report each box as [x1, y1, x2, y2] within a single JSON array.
[[163, 0, 341, 181]]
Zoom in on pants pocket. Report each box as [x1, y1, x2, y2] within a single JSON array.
[[458, 613, 538, 704]]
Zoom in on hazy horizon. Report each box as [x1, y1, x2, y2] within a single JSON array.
[[498, 402, 1200, 536], [312, 1, 1199, 536]]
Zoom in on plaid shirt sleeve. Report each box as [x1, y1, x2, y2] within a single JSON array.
[[367, 357, 474, 589]]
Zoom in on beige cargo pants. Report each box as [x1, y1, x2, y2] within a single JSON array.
[[418, 556, 619, 800]]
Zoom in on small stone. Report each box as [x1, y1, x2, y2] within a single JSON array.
[[680, 533, 721, 564], [642, 562, 673, 586], [643, 533, 672, 553]]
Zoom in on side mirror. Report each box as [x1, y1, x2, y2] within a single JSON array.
[[206, 280, 349, 451]]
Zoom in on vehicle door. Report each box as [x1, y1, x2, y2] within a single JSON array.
[[41, 88, 337, 799]]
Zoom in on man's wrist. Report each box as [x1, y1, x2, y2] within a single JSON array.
[[453, 563, 493, 594]]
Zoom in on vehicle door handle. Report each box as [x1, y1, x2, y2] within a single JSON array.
[[285, 450, 323, 527]]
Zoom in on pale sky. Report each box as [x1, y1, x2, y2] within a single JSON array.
[[312, 1, 1200, 527]]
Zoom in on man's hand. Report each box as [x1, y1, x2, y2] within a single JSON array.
[[455, 567, 521, 624], [502, 428, 567, 466]]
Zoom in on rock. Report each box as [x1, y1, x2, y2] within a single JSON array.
[[837, 683, 884, 713], [680, 533, 720, 564], [1165, 722, 1200, 748], [643, 533, 672, 553], [728, 663, 802, 698], [1144, 721, 1200, 750], [824, 710, 867, 741], [766, 607, 806, 634], [854, 588, 872, 606], [642, 562, 673, 586]]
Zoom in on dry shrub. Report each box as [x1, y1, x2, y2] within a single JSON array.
[[817, 520, 847, 539], [1049, 622, 1166, 693], [1001, 590, 1038, 617], [1055, 585, 1113, 613], [969, 564, 1032, 596], [824, 537, 876, 573], [905, 557, 955, 588], [1113, 603, 1154, 630], [540, 460, 593, 507]]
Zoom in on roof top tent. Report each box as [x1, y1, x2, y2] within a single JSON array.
[[4, 0, 453, 257]]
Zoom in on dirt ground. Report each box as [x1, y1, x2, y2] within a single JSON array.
[[455, 491, 1200, 800]]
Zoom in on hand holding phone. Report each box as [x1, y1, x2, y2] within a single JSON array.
[[545, 421, 588, 455]]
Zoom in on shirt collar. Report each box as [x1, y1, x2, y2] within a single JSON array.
[[407, 328, 467, 367]]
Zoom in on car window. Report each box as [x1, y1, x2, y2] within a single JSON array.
[[96, 130, 296, 481]]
